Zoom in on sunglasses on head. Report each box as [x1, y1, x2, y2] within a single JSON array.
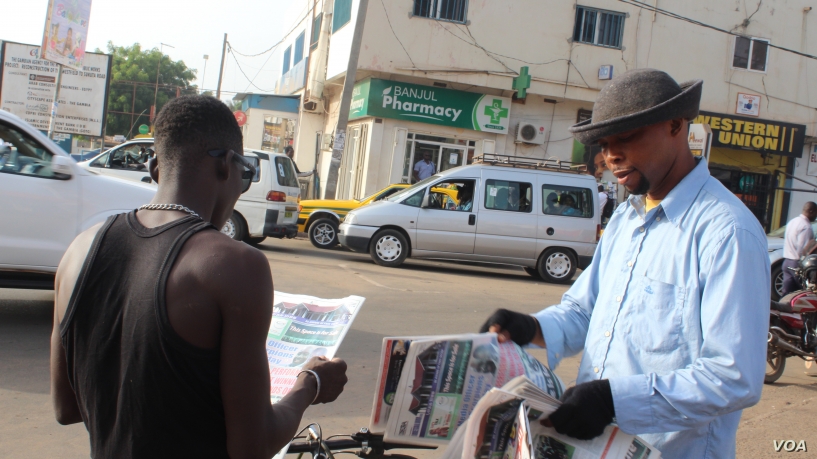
[[207, 149, 256, 193]]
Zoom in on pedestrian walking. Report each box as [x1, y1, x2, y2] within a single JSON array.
[[51, 95, 348, 458], [781, 202, 817, 296], [285, 145, 314, 177], [597, 184, 608, 216], [480, 69, 769, 459]]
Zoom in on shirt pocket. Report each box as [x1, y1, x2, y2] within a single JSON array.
[[627, 275, 687, 354]]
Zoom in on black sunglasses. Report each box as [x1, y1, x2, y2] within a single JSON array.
[[208, 149, 256, 193]]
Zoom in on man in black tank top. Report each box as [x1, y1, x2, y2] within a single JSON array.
[[51, 95, 348, 458]]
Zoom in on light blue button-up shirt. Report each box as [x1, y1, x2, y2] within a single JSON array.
[[534, 159, 769, 458]]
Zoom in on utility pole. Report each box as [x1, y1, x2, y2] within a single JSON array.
[[152, 43, 174, 125], [202, 54, 209, 94], [323, 0, 370, 199], [47, 65, 63, 139], [216, 34, 228, 99]]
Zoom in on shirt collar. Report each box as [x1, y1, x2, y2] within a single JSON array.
[[627, 158, 710, 225]]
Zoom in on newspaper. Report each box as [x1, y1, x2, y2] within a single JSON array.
[[267, 291, 364, 459], [450, 377, 661, 459], [378, 333, 564, 446]]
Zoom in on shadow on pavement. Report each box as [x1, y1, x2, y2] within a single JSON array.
[[0, 293, 54, 394]]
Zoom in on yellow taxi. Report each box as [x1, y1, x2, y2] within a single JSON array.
[[299, 183, 458, 248]]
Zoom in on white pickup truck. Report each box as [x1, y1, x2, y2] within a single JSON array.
[[0, 110, 155, 289]]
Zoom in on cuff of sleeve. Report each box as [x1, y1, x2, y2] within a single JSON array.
[[533, 309, 564, 370], [609, 374, 654, 435]]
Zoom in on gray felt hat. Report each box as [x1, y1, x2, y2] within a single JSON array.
[[569, 68, 703, 145]]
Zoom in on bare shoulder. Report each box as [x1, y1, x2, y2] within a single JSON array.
[[55, 222, 105, 321]]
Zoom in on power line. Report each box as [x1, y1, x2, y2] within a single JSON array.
[[379, 0, 416, 68], [228, 2, 318, 57], [228, 46, 276, 93], [618, 0, 817, 61]]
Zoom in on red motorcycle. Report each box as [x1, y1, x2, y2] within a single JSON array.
[[766, 255, 817, 383]]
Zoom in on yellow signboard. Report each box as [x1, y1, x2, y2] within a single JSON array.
[[693, 111, 806, 158]]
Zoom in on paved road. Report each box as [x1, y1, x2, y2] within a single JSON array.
[[1, 236, 815, 457]]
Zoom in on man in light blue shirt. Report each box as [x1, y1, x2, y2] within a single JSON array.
[[481, 69, 768, 458]]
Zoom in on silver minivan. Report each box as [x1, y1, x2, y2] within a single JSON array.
[[338, 156, 600, 283]]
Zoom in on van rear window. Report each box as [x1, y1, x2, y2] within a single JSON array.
[[542, 185, 594, 218], [274, 157, 299, 187]]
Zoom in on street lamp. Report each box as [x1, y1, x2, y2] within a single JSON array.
[[152, 42, 175, 125], [202, 54, 209, 94]]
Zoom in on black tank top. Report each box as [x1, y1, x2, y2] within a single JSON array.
[[61, 211, 228, 458]]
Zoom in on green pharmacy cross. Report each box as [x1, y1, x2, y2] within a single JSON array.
[[484, 99, 509, 124], [512, 66, 531, 99]]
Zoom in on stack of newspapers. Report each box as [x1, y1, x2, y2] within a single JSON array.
[[367, 333, 660, 459]]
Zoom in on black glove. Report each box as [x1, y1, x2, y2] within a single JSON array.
[[546, 379, 615, 440], [478, 309, 539, 346]]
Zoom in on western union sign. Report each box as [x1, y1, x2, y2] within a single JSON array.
[[693, 111, 807, 158]]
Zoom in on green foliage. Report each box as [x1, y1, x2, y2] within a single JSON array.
[[102, 42, 198, 137]]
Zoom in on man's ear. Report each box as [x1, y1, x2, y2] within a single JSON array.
[[216, 150, 233, 182], [669, 118, 685, 137], [148, 158, 159, 183]]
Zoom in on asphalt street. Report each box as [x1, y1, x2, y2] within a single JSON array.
[[1, 236, 815, 458]]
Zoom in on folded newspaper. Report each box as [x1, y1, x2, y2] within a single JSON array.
[[445, 376, 662, 459], [267, 291, 365, 459], [369, 333, 564, 446]]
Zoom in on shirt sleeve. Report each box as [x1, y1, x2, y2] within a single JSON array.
[[609, 227, 769, 434], [414, 161, 422, 172], [533, 235, 603, 369], [796, 223, 814, 256]]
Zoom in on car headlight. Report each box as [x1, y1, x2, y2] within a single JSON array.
[[344, 212, 356, 225]]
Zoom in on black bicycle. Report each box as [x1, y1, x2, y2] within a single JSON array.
[[286, 425, 437, 459]]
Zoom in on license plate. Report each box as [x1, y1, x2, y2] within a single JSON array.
[[285, 211, 292, 218]]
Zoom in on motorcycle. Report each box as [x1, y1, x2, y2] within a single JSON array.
[[766, 255, 817, 383]]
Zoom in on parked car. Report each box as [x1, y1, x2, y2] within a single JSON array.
[[338, 156, 600, 283], [767, 222, 817, 300], [70, 148, 101, 162], [0, 110, 155, 289], [78, 142, 301, 244], [299, 183, 457, 249]]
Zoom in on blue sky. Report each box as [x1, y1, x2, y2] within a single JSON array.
[[1, 0, 294, 99]]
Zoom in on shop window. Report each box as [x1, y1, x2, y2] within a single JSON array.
[[573, 6, 625, 49], [732, 36, 769, 72], [485, 180, 532, 213], [293, 31, 305, 65], [542, 184, 594, 218], [282, 46, 291, 75], [311, 13, 323, 48], [401, 132, 476, 183], [333, 0, 352, 32], [413, 0, 468, 23]]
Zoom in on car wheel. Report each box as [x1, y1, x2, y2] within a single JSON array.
[[221, 212, 247, 242], [370, 229, 409, 267], [537, 248, 577, 284], [309, 218, 339, 249], [770, 263, 784, 301], [524, 267, 541, 279]]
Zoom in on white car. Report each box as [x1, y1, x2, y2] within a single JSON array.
[[79, 142, 301, 243], [0, 110, 155, 289], [767, 223, 817, 300]]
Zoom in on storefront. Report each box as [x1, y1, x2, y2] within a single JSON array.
[[335, 78, 512, 199], [692, 111, 807, 231]]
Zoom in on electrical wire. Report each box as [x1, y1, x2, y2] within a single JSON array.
[[228, 46, 276, 92], [379, 0, 417, 68], [229, 2, 318, 57], [617, 0, 817, 61]]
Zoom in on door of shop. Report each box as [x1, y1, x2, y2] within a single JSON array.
[[402, 137, 469, 184], [338, 124, 369, 200]]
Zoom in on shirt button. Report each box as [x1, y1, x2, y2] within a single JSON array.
[[605, 331, 611, 337], [615, 296, 622, 302], [627, 261, 633, 267], [594, 367, 600, 373], [656, 217, 661, 222], [639, 227, 645, 233]]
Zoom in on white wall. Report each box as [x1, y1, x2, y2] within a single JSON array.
[[326, 0, 363, 80]]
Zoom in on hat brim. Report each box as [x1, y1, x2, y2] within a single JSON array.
[[569, 79, 703, 145]]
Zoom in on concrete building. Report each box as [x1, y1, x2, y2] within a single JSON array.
[[253, 0, 816, 230]]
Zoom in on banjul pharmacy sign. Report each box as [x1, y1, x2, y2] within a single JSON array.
[[349, 78, 512, 134]]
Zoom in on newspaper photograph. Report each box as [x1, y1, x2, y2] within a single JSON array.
[[382, 333, 564, 446], [266, 291, 364, 403]]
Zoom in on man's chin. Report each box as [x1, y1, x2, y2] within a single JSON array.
[[625, 177, 651, 196]]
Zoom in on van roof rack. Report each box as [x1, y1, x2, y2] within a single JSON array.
[[472, 154, 588, 174]]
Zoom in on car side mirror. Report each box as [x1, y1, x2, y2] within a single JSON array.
[[140, 176, 152, 184], [421, 193, 431, 208], [51, 155, 74, 180]]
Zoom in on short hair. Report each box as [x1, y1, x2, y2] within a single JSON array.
[[153, 95, 242, 177], [284, 146, 294, 154], [598, 184, 604, 192]]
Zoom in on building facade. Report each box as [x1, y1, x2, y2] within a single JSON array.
[[250, 0, 816, 230]]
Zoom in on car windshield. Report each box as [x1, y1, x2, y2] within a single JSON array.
[[385, 175, 439, 202], [767, 222, 817, 238]]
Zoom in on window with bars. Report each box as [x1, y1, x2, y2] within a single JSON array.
[[413, 0, 468, 23], [573, 6, 625, 49], [732, 36, 769, 72]]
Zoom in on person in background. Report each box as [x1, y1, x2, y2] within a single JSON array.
[[560, 195, 580, 216], [598, 184, 608, 216], [285, 145, 314, 178], [781, 202, 817, 296], [545, 192, 561, 215], [456, 184, 473, 212], [413, 151, 436, 183], [593, 150, 607, 180]]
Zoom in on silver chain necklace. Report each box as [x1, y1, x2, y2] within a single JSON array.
[[138, 203, 201, 219]]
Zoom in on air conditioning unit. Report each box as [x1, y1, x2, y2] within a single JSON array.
[[303, 98, 320, 113], [514, 121, 547, 145]]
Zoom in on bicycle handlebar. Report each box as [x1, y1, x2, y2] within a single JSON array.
[[287, 428, 436, 457]]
